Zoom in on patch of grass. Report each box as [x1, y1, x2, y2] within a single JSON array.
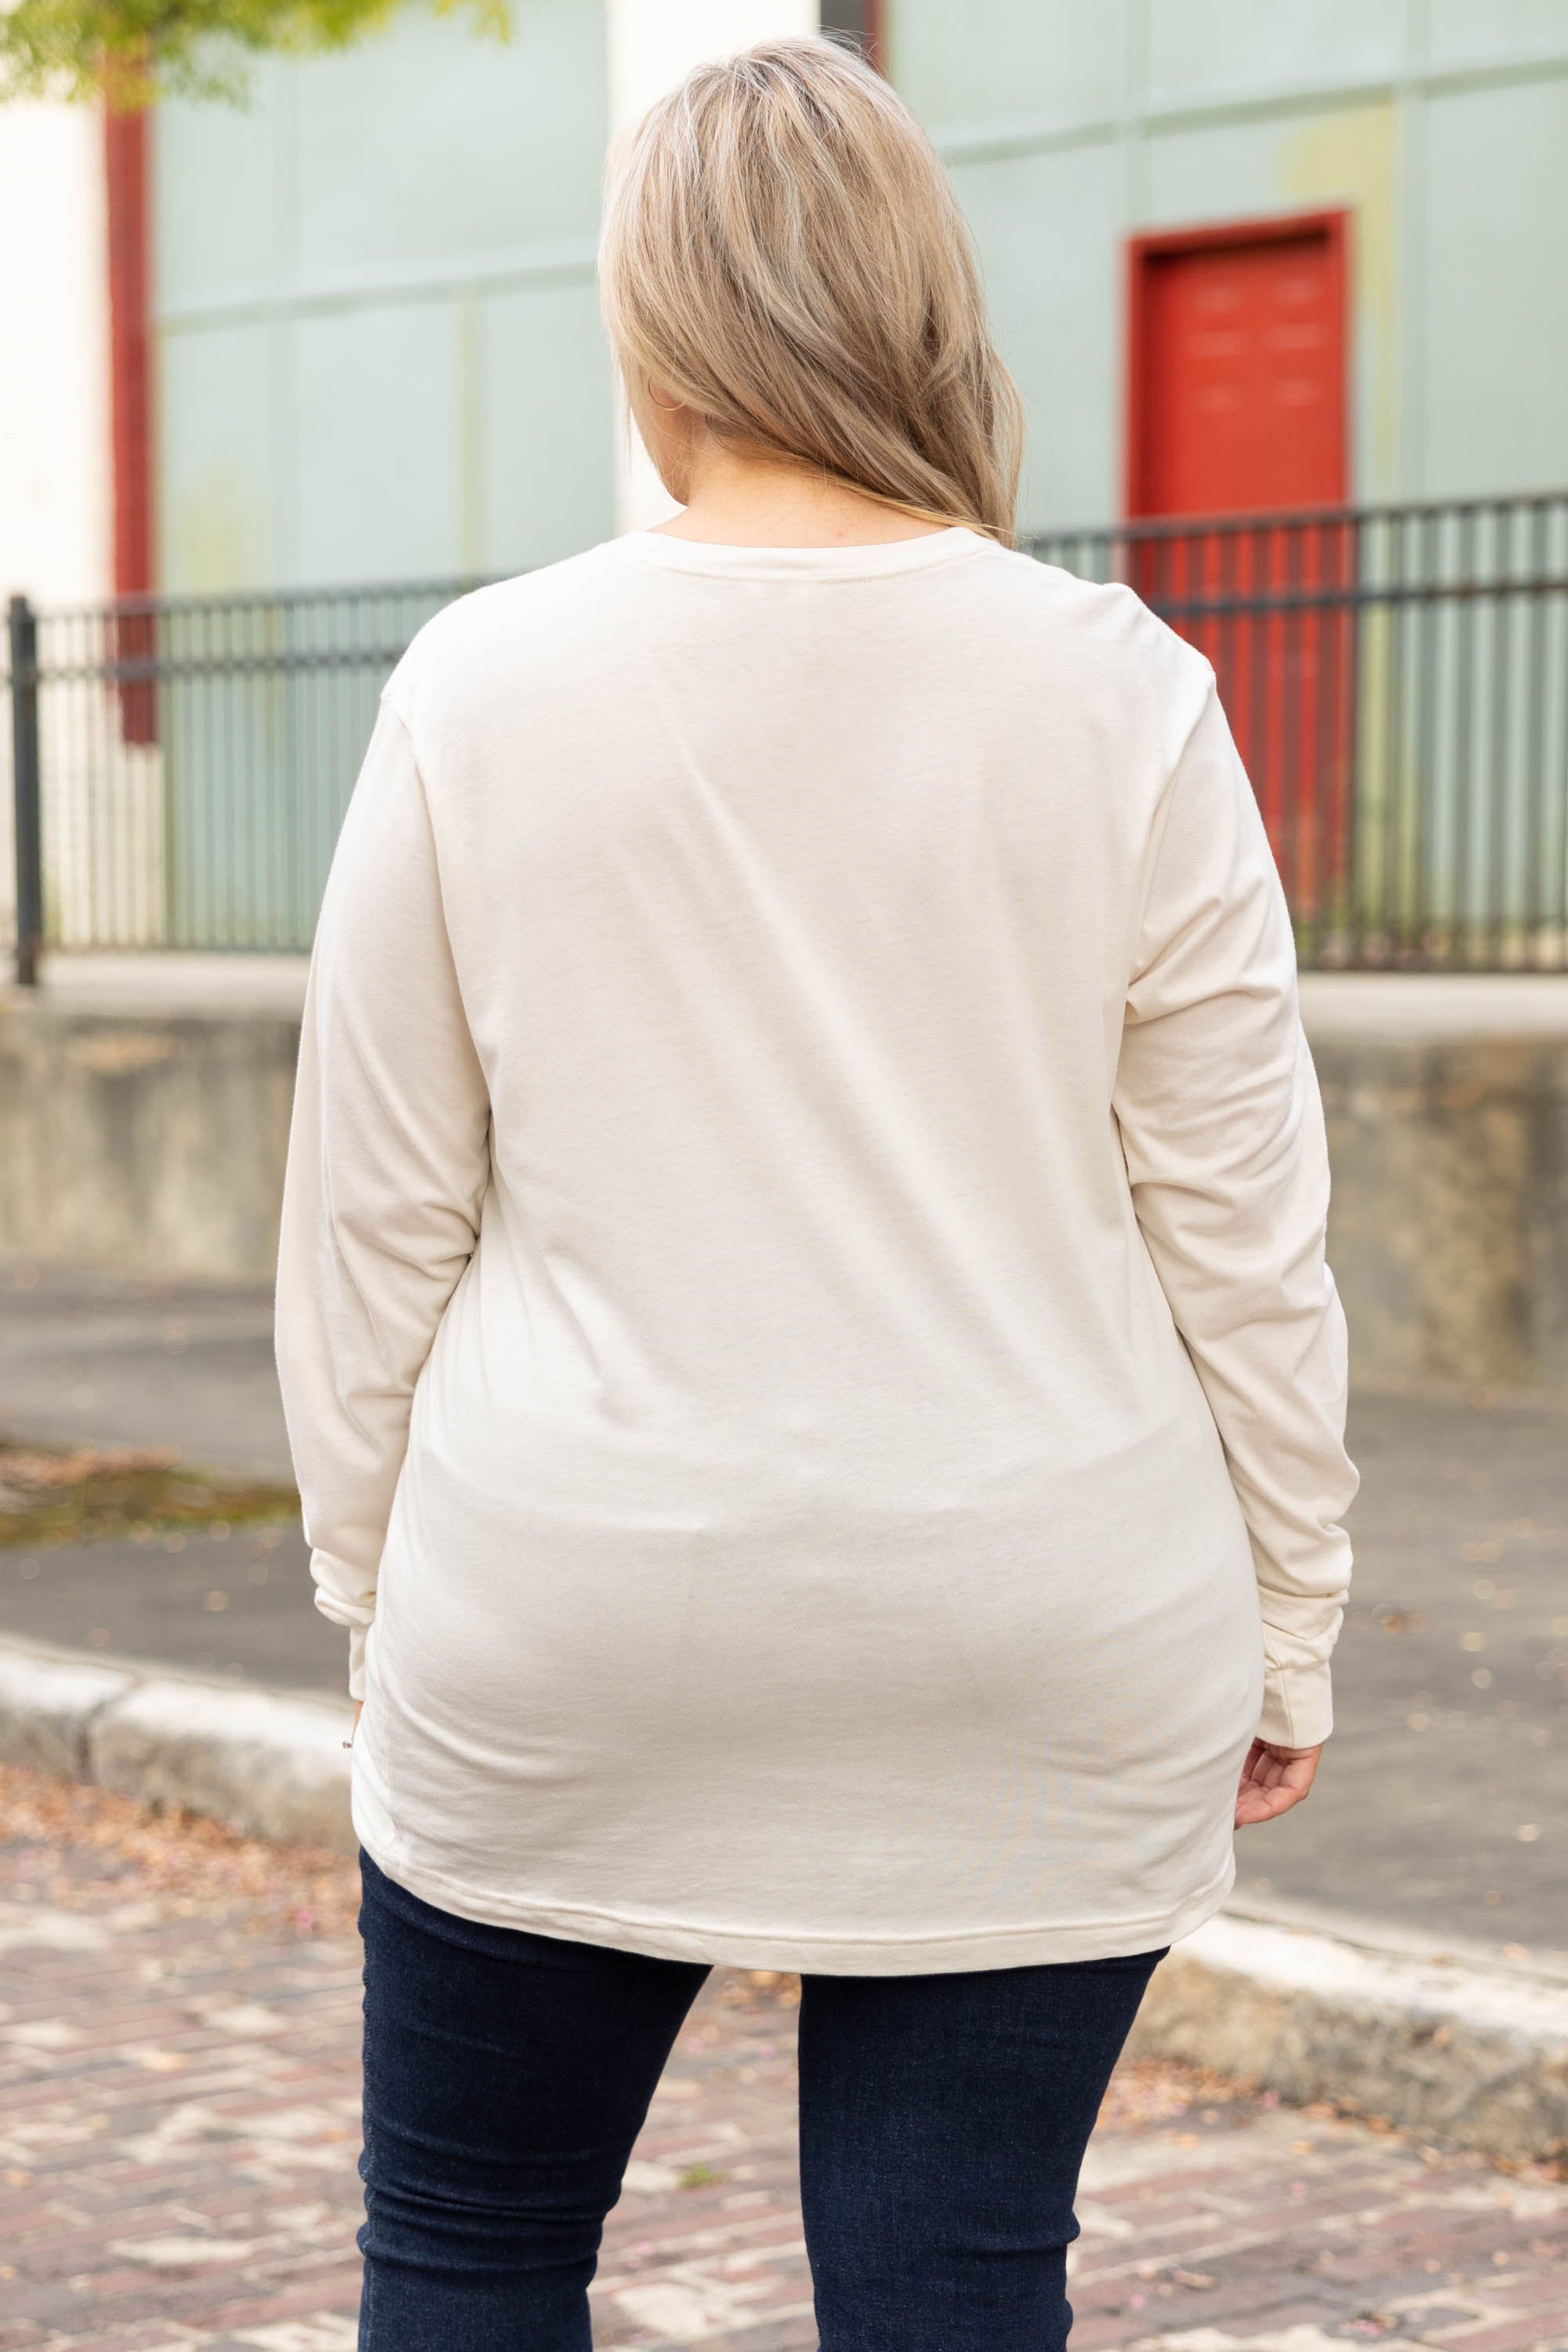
[[0, 1442, 299, 1550], [677, 2162, 723, 2190]]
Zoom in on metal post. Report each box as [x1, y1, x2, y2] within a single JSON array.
[[9, 594, 42, 987]]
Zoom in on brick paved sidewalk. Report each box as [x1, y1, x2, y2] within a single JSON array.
[[1, 1767, 1564, 2352]]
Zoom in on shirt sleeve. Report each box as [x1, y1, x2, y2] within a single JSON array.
[[1112, 676, 1358, 1748], [274, 691, 491, 1700]]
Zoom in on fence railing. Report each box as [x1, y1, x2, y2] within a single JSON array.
[[7, 492, 1568, 974], [1030, 496, 1568, 974], [5, 579, 485, 967]]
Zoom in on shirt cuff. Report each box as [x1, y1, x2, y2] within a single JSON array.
[[1258, 1656, 1333, 1749], [348, 1621, 370, 1703]]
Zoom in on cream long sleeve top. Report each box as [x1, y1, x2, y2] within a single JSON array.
[[274, 525, 1357, 1974]]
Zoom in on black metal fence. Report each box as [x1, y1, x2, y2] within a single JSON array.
[[4, 579, 483, 973], [1032, 496, 1568, 974], [7, 492, 1568, 975]]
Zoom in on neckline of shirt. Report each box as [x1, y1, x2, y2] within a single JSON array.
[[608, 525, 991, 581]]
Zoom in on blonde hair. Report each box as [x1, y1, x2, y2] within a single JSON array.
[[599, 35, 1024, 546]]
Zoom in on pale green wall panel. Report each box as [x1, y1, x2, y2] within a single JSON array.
[[292, 303, 466, 583], [152, 1, 610, 593], [1421, 76, 1568, 497], [158, 321, 279, 592], [1142, 0, 1406, 109], [948, 141, 1124, 529], [293, 0, 605, 277], [156, 68, 281, 312], [477, 281, 617, 572], [891, 0, 1127, 136], [1426, 3, 1568, 67]]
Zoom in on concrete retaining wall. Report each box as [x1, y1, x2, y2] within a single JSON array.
[[1318, 1036, 1568, 1389], [2, 974, 1566, 1386], [0, 998, 296, 1284]]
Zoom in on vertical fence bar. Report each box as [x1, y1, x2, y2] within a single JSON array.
[[9, 593, 44, 986], [1451, 506, 1478, 968], [1523, 499, 1549, 955], [1379, 508, 1406, 963], [1486, 501, 1512, 969], [1309, 515, 1333, 965]]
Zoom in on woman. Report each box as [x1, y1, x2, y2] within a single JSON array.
[[276, 35, 1357, 2351]]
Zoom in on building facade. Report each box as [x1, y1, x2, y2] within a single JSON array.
[[4, 0, 1565, 611], [909, 2, 1568, 532]]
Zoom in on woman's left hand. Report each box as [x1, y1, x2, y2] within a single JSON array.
[[1234, 1738, 1322, 1828]]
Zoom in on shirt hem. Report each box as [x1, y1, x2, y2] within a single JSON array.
[[350, 1792, 1236, 1975]]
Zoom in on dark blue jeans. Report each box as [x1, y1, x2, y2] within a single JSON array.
[[357, 1847, 1163, 2350]]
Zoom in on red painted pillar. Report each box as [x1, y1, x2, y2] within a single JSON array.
[[103, 100, 156, 740]]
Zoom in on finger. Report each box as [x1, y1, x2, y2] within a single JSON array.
[[1236, 1782, 1308, 1827]]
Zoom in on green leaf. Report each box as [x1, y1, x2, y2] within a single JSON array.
[[0, 0, 510, 107]]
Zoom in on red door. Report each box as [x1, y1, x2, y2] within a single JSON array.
[[1127, 213, 1352, 918]]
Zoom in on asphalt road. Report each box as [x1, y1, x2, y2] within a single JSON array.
[[1231, 1385, 1567, 1962], [0, 1266, 293, 1479], [2, 1266, 1563, 1962], [0, 1518, 340, 1691]]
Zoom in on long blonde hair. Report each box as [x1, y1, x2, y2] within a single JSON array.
[[599, 36, 1024, 546]]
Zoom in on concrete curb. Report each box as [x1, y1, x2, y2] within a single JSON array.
[[1127, 1907, 1568, 2162], [0, 1634, 353, 1853], [1, 1634, 1565, 2159]]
